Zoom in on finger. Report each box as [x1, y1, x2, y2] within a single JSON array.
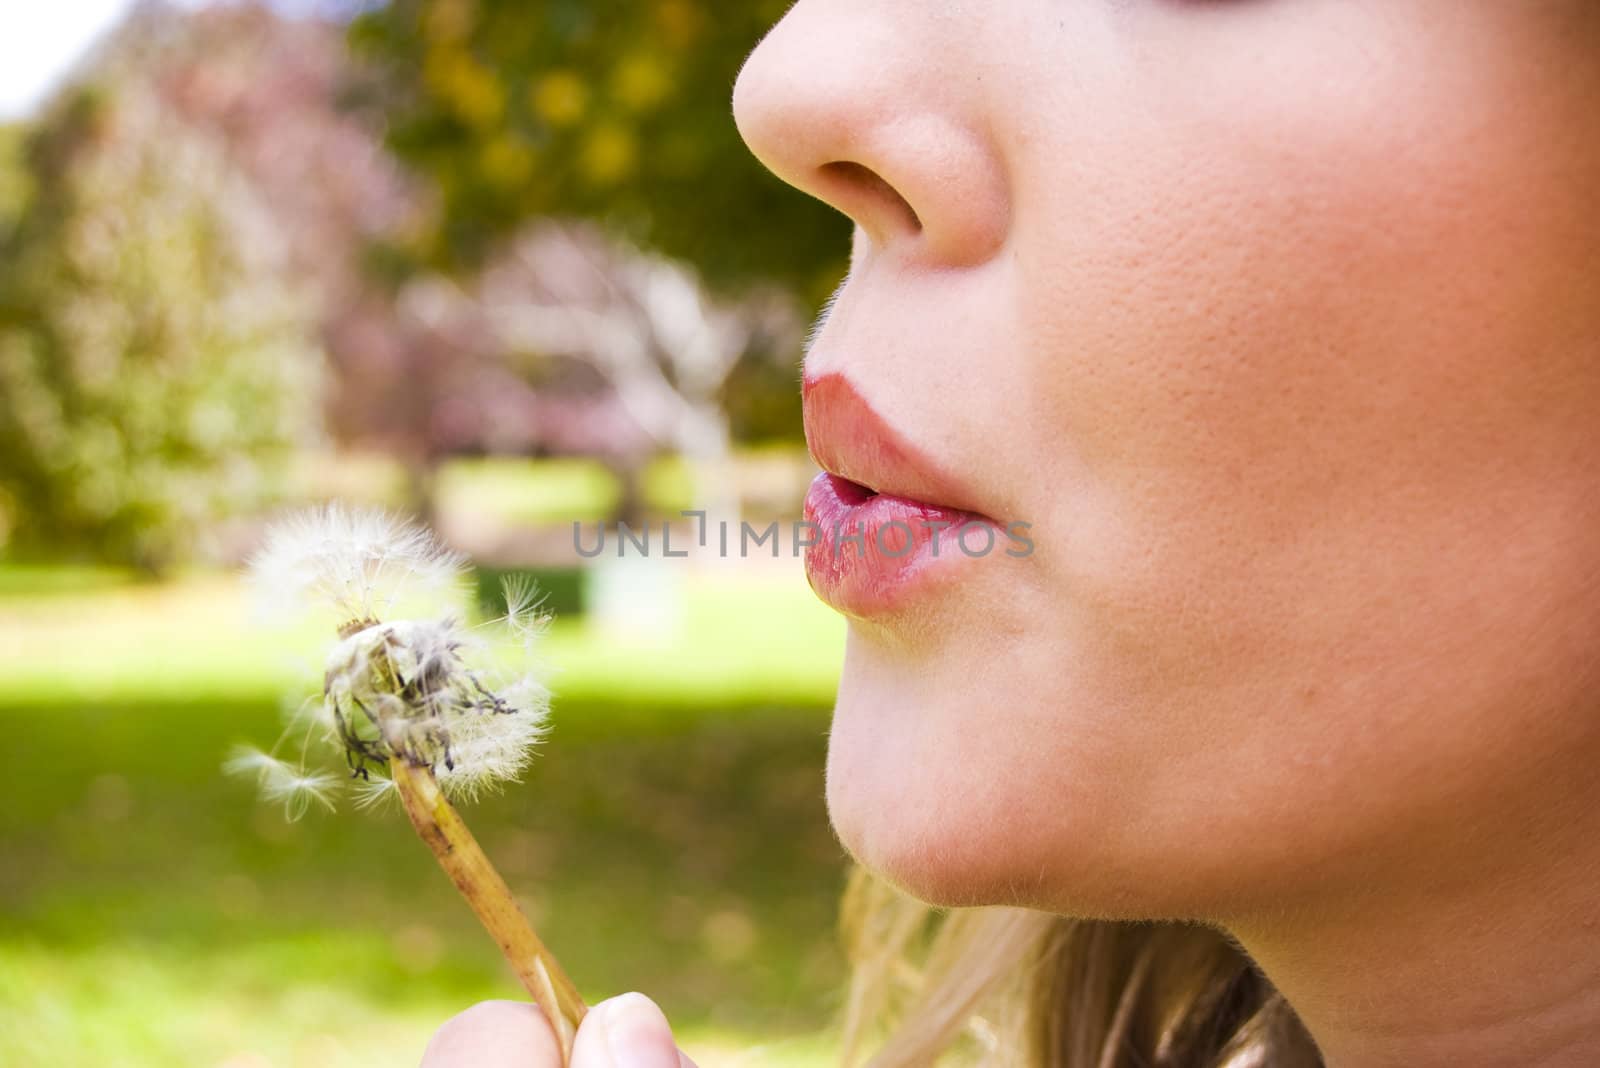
[[571, 992, 688, 1068], [419, 999, 562, 1067]]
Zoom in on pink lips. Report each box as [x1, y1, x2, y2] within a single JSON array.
[[801, 373, 1002, 617]]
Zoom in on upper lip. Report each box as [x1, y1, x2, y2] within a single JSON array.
[[801, 371, 992, 517]]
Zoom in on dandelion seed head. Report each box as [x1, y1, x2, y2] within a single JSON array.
[[320, 614, 550, 797], [230, 505, 553, 815]]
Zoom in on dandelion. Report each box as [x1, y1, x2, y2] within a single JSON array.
[[227, 503, 586, 1061]]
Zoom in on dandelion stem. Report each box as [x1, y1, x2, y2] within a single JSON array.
[[389, 755, 587, 1062]]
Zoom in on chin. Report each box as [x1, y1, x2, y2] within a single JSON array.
[[821, 622, 1253, 921], [822, 632, 1109, 915], [824, 740, 1019, 911], [824, 734, 1239, 921]]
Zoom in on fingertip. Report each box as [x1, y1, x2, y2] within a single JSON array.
[[421, 1000, 561, 1066], [604, 991, 671, 1034], [572, 993, 681, 1068]]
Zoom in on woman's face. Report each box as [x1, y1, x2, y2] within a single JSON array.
[[732, 1, 1600, 921]]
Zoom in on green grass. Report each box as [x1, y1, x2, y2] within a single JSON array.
[[0, 560, 844, 711], [434, 454, 705, 525], [435, 456, 630, 524], [0, 564, 850, 1067], [0, 562, 148, 597]]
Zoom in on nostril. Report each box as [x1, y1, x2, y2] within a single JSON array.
[[819, 160, 923, 234]]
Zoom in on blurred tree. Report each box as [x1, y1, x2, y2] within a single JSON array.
[[107, 2, 809, 518], [98, 3, 454, 517], [0, 0, 818, 560], [346, 0, 849, 306], [0, 123, 28, 234], [0, 84, 325, 571], [413, 217, 803, 523], [72, 2, 537, 521]]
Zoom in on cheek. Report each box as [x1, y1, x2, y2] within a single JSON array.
[[1009, 25, 1600, 674], [1011, 0, 1600, 499], [820, 8, 1600, 915]]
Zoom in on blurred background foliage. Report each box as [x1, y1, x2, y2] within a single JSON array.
[[0, 1, 855, 1065], [347, 0, 850, 301], [0, 80, 325, 571]]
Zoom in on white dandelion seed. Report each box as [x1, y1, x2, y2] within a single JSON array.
[[246, 501, 468, 631], [222, 744, 282, 779], [224, 745, 339, 820], [499, 570, 550, 642], [351, 775, 399, 813]]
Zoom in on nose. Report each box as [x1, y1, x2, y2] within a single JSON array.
[[731, 2, 1010, 267]]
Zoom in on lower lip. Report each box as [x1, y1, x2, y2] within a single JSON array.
[[803, 471, 998, 617]]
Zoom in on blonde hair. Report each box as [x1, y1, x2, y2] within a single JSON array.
[[836, 866, 1324, 1067]]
